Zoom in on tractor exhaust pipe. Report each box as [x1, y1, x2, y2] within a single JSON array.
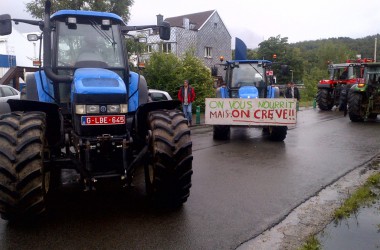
[[43, 0, 73, 83]]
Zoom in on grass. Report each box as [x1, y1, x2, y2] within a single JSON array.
[[333, 172, 380, 220], [299, 99, 316, 108], [298, 172, 380, 249], [298, 236, 321, 250]]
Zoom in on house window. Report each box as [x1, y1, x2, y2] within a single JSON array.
[[147, 45, 152, 53], [162, 43, 171, 53], [204, 47, 212, 58], [214, 23, 218, 28]]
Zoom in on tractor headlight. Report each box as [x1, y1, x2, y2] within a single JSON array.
[[67, 17, 77, 24], [102, 19, 111, 26], [106, 104, 128, 113], [86, 105, 100, 114], [75, 105, 86, 114], [75, 104, 128, 114], [107, 105, 120, 113]]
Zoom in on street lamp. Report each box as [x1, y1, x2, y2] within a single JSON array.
[[290, 70, 294, 82]]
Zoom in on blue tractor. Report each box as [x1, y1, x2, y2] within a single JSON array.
[[0, 1, 193, 220], [211, 39, 288, 141]]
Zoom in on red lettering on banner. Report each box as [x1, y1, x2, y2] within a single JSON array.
[[254, 110, 260, 119]]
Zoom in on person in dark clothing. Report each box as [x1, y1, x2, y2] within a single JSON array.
[[339, 68, 348, 80], [285, 82, 300, 101], [178, 79, 196, 126]]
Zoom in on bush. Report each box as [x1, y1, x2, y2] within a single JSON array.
[[143, 51, 215, 112]]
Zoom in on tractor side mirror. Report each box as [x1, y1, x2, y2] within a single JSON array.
[[159, 21, 170, 40], [27, 33, 40, 41], [137, 37, 147, 43], [0, 14, 12, 36]]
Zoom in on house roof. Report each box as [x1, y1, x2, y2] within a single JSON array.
[[164, 10, 215, 30]]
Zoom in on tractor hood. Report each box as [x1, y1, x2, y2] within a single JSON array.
[[72, 68, 126, 95], [71, 68, 127, 104], [238, 86, 258, 99]]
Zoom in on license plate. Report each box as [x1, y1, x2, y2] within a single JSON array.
[[81, 115, 125, 126]]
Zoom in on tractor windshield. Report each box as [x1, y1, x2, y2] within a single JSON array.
[[364, 66, 380, 84], [329, 64, 361, 80], [56, 20, 124, 68], [231, 63, 265, 88]]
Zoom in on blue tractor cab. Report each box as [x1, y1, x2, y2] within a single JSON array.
[[216, 59, 279, 99]]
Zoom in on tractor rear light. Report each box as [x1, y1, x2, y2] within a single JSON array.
[[86, 105, 100, 114], [120, 104, 128, 113], [75, 105, 86, 114], [107, 105, 120, 113]]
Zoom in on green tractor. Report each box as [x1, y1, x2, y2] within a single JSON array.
[[347, 62, 380, 121]]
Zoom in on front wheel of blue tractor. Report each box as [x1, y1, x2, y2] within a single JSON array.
[[267, 126, 287, 142], [213, 125, 230, 140], [145, 109, 193, 208], [0, 111, 50, 221]]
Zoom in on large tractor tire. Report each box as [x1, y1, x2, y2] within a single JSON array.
[[316, 89, 334, 111], [213, 125, 231, 140], [266, 126, 287, 141], [145, 109, 193, 208], [348, 92, 365, 122], [0, 111, 50, 220]]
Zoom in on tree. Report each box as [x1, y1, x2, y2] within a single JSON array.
[[256, 35, 305, 84], [143, 52, 182, 98], [247, 49, 259, 60], [257, 35, 289, 61], [302, 67, 324, 101], [179, 51, 215, 111], [144, 50, 214, 111], [26, 0, 134, 21]]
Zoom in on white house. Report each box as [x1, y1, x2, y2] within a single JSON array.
[[0, 27, 41, 77]]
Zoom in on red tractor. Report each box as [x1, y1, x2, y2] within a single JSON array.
[[316, 58, 373, 111]]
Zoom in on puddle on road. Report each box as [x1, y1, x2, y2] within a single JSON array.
[[317, 199, 380, 249]]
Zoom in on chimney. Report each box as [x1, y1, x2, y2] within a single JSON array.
[[156, 14, 163, 25], [183, 18, 189, 30]]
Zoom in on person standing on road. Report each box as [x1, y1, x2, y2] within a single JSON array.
[[178, 79, 196, 126], [285, 82, 300, 101]]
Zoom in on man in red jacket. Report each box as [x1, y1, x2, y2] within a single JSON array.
[[178, 79, 196, 126]]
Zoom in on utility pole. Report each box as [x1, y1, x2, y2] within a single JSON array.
[[290, 70, 293, 82], [374, 37, 377, 62]]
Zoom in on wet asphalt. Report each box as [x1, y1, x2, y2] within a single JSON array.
[[0, 108, 380, 249]]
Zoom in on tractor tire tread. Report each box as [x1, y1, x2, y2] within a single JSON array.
[[0, 111, 48, 220]]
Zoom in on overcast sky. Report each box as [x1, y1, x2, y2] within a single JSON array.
[[2, 0, 380, 48]]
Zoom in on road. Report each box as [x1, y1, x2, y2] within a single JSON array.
[[1, 108, 380, 249]]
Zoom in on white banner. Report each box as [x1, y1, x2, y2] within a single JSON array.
[[205, 98, 297, 126]]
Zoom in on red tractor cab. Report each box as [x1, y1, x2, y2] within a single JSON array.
[[316, 58, 373, 111]]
